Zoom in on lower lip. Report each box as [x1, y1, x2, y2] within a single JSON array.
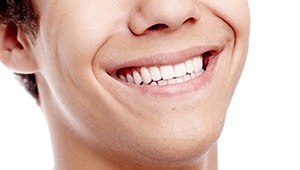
[[116, 53, 220, 97]]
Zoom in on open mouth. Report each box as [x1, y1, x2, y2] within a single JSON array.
[[115, 50, 217, 86]]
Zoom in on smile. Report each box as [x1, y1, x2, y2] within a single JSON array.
[[117, 56, 205, 86], [115, 49, 218, 86], [105, 46, 224, 95]]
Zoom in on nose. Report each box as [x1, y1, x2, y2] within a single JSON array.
[[129, 0, 201, 35]]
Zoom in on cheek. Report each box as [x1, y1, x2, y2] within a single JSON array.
[[34, 0, 134, 139], [202, 0, 250, 36], [37, 0, 128, 76], [35, 1, 127, 100]]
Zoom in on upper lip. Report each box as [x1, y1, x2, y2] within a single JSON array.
[[107, 45, 224, 77]]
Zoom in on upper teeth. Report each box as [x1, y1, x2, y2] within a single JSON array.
[[117, 56, 204, 86]]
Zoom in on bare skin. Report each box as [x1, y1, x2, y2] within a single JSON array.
[[0, 0, 250, 169]]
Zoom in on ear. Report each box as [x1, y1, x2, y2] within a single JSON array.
[[0, 23, 38, 74]]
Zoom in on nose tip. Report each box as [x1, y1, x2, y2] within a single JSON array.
[[129, 0, 201, 35]]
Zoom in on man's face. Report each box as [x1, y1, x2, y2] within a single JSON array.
[[32, 0, 249, 166]]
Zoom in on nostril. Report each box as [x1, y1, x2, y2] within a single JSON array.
[[147, 18, 196, 32], [183, 17, 197, 25], [148, 23, 169, 31]]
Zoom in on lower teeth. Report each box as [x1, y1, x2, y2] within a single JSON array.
[[132, 69, 204, 86]]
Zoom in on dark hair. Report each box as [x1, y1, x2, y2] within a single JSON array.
[[0, 0, 39, 100]]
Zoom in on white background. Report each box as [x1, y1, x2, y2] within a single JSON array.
[[1, 0, 300, 169]]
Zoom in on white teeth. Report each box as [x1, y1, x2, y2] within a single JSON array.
[[150, 82, 157, 86], [185, 59, 194, 74], [197, 57, 203, 71], [126, 74, 134, 83], [160, 65, 175, 80], [118, 56, 205, 86], [149, 66, 161, 81], [140, 67, 152, 84], [195, 69, 205, 76], [167, 79, 176, 85], [175, 77, 184, 83], [119, 75, 127, 82], [183, 75, 191, 81], [193, 57, 201, 73], [157, 80, 168, 85], [133, 71, 142, 85], [190, 72, 196, 79], [173, 63, 186, 77]]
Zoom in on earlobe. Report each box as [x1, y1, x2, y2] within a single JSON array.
[[0, 23, 38, 74]]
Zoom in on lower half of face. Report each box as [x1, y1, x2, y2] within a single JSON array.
[[35, 0, 250, 167]]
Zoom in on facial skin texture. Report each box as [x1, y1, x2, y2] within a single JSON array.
[[0, 0, 250, 169]]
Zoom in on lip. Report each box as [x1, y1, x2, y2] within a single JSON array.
[[106, 45, 224, 96], [106, 45, 223, 76]]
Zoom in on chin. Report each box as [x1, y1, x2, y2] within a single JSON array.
[[99, 104, 226, 168]]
